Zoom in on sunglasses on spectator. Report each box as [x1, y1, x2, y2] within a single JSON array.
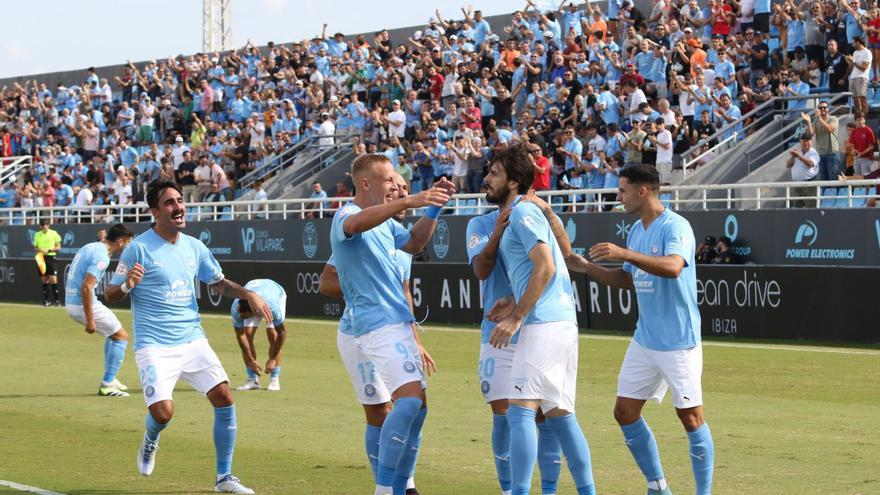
[[818, 106, 828, 110]]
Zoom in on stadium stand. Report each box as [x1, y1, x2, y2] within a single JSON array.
[[0, 0, 878, 224]]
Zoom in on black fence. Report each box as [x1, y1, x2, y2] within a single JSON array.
[[1, 258, 877, 344]]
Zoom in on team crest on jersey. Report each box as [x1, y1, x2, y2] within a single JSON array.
[[115, 262, 128, 276], [364, 384, 376, 398], [468, 234, 481, 250], [403, 361, 417, 373], [145, 386, 155, 398], [481, 380, 490, 394], [650, 244, 660, 255], [97, 261, 107, 270], [339, 205, 357, 217], [187, 258, 196, 269]]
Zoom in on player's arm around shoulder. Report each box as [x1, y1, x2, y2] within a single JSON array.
[[467, 209, 511, 280]]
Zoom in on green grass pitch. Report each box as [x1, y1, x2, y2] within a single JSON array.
[[0, 303, 878, 495]]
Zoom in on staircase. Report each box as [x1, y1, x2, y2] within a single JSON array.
[[1, 156, 33, 186]]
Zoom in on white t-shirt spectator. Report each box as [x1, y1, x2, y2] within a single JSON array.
[[851, 47, 872, 80], [388, 109, 407, 138], [318, 119, 336, 147], [254, 187, 269, 219], [113, 180, 132, 204], [141, 103, 156, 127], [75, 187, 93, 211], [171, 144, 191, 167], [452, 145, 469, 177], [629, 90, 647, 122], [656, 129, 673, 164], [791, 147, 820, 181]]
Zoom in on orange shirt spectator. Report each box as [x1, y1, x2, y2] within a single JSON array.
[[689, 40, 707, 78], [588, 19, 607, 44], [502, 49, 522, 70]]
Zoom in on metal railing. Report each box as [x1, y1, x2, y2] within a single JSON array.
[[237, 133, 353, 191], [680, 93, 852, 179], [1, 156, 33, 186], [2, 179, 876, 225]]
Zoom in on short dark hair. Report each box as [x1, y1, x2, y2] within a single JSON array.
[[146, 181, 182, 209], [619, 164, 660, 191], [238, 299, 252, 315], [490, 143, 534, 194], [106, 223, 135, 242], [39, 218, 50, 226]]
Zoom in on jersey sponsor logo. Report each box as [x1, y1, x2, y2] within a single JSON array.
[[302, 221, 318, 258], [433, 218, 450, 259], [165, 279, 194, 302], [115, 262, 128, 276], [187, 258, 196, 269]]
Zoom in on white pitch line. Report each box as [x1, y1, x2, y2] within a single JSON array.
[[0, 480, 65, 495], [3, 302, 879, 356]]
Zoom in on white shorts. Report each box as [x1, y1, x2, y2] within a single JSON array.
[[510, 321, 579, 414], [66, 303, 123, 338], [338, 329, 392, 405], [478, 342, 517, 403], [135, 338, 229, 407], [354, 322, 426, 396], [242, 294, 287, 329], [616, 340, 703, 409]]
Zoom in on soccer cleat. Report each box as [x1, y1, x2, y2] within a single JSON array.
[[647, 487, 673, 495], [98, 386, 130, 397], [107, 378, 129, 391], [214, 474, 255, 494], [405, 489, 420, 495], [53, 300, 61, 307], [137, 434, 159, 476], [42, 301, 51, 307], [267, 377, 280, 391], [236, 379, 260, 391]]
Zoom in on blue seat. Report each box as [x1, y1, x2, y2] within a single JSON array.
[[851, 187, 869, 207], [460, 198, 478, 216], [218, 206, 233, 221], [659, 192, 674, 209], [819, 187, 839, 208]]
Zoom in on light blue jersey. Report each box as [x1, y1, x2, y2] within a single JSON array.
[[330, 204, 414, 336], [330, 243, 412, 334], [230, 279, 286, 328], [466, 210, 516, 344], [499, 200, 576, 325], [622, 208, 700, 351], [65, 242, 110, 306], [111, 229, 224, 351]]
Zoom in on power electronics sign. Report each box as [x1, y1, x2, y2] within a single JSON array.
[[784, 219, 856, 261], [241, 227, 285, 255], [199, 229, 232, 256]]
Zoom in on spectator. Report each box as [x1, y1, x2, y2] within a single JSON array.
[[175, 151, 198, 203], [847, 36, 871, 117], [786, 134, 820, 207], [194, 157, 213, 202], [848, 115, 875, 176], [712, 236, 735, 264], [253, 179, 268, 219], [801, 104, 841, 181], [307, 181, 329, 218], [696, 236, 717, 264]]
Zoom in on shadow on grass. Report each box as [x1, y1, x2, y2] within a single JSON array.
[[0, 389, 204, 400]]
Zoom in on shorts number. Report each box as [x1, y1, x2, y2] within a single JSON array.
[[140, 365, 157, 386], [479, 358, 496, 378], [357, 362, 376, 384], [395, 342, 409, 359]]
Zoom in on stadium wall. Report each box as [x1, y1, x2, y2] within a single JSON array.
[[0, 258, 877, 344], [2, 209, 879, 266]]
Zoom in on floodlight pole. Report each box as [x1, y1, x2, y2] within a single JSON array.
[[203, 0, 233, 53]]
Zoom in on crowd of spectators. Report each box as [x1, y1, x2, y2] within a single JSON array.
[[0, 0, 875, 221]]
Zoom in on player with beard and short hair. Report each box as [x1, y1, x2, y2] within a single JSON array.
[[466, 142, 575, 495], [565, 164, 711, 495], [320, 173, 436, 495], [483, 143, 596, 495], [106, 180, 273, 494]]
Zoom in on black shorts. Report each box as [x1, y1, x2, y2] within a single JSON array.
[[42, 255, 58, 277]]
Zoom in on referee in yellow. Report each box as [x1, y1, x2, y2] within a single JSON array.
[[34, 219, 62, 306]]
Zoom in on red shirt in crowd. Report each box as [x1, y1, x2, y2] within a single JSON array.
[[533, 155, 550, 191], [849, 125, 876, 157]]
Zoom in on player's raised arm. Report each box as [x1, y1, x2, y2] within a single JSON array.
[[105, 262, 145, 303], [318, 263, 343, 298], [469, 208, 511, 280], [400, 177, 457, 254]]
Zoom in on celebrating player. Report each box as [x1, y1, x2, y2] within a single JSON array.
[[65, 223, 136, 397], [330, 154, 453, 495], [466, 165, 572, 494], [320, 172, 435, 495], [566, 164, 713, 495], [34, 218, 62, 306], [231, 279, 288, 392], [484, 143, 596, 495], [106, 181, 272, 495]]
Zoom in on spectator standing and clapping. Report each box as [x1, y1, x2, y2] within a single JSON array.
[[786, 134, 820, 208]]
